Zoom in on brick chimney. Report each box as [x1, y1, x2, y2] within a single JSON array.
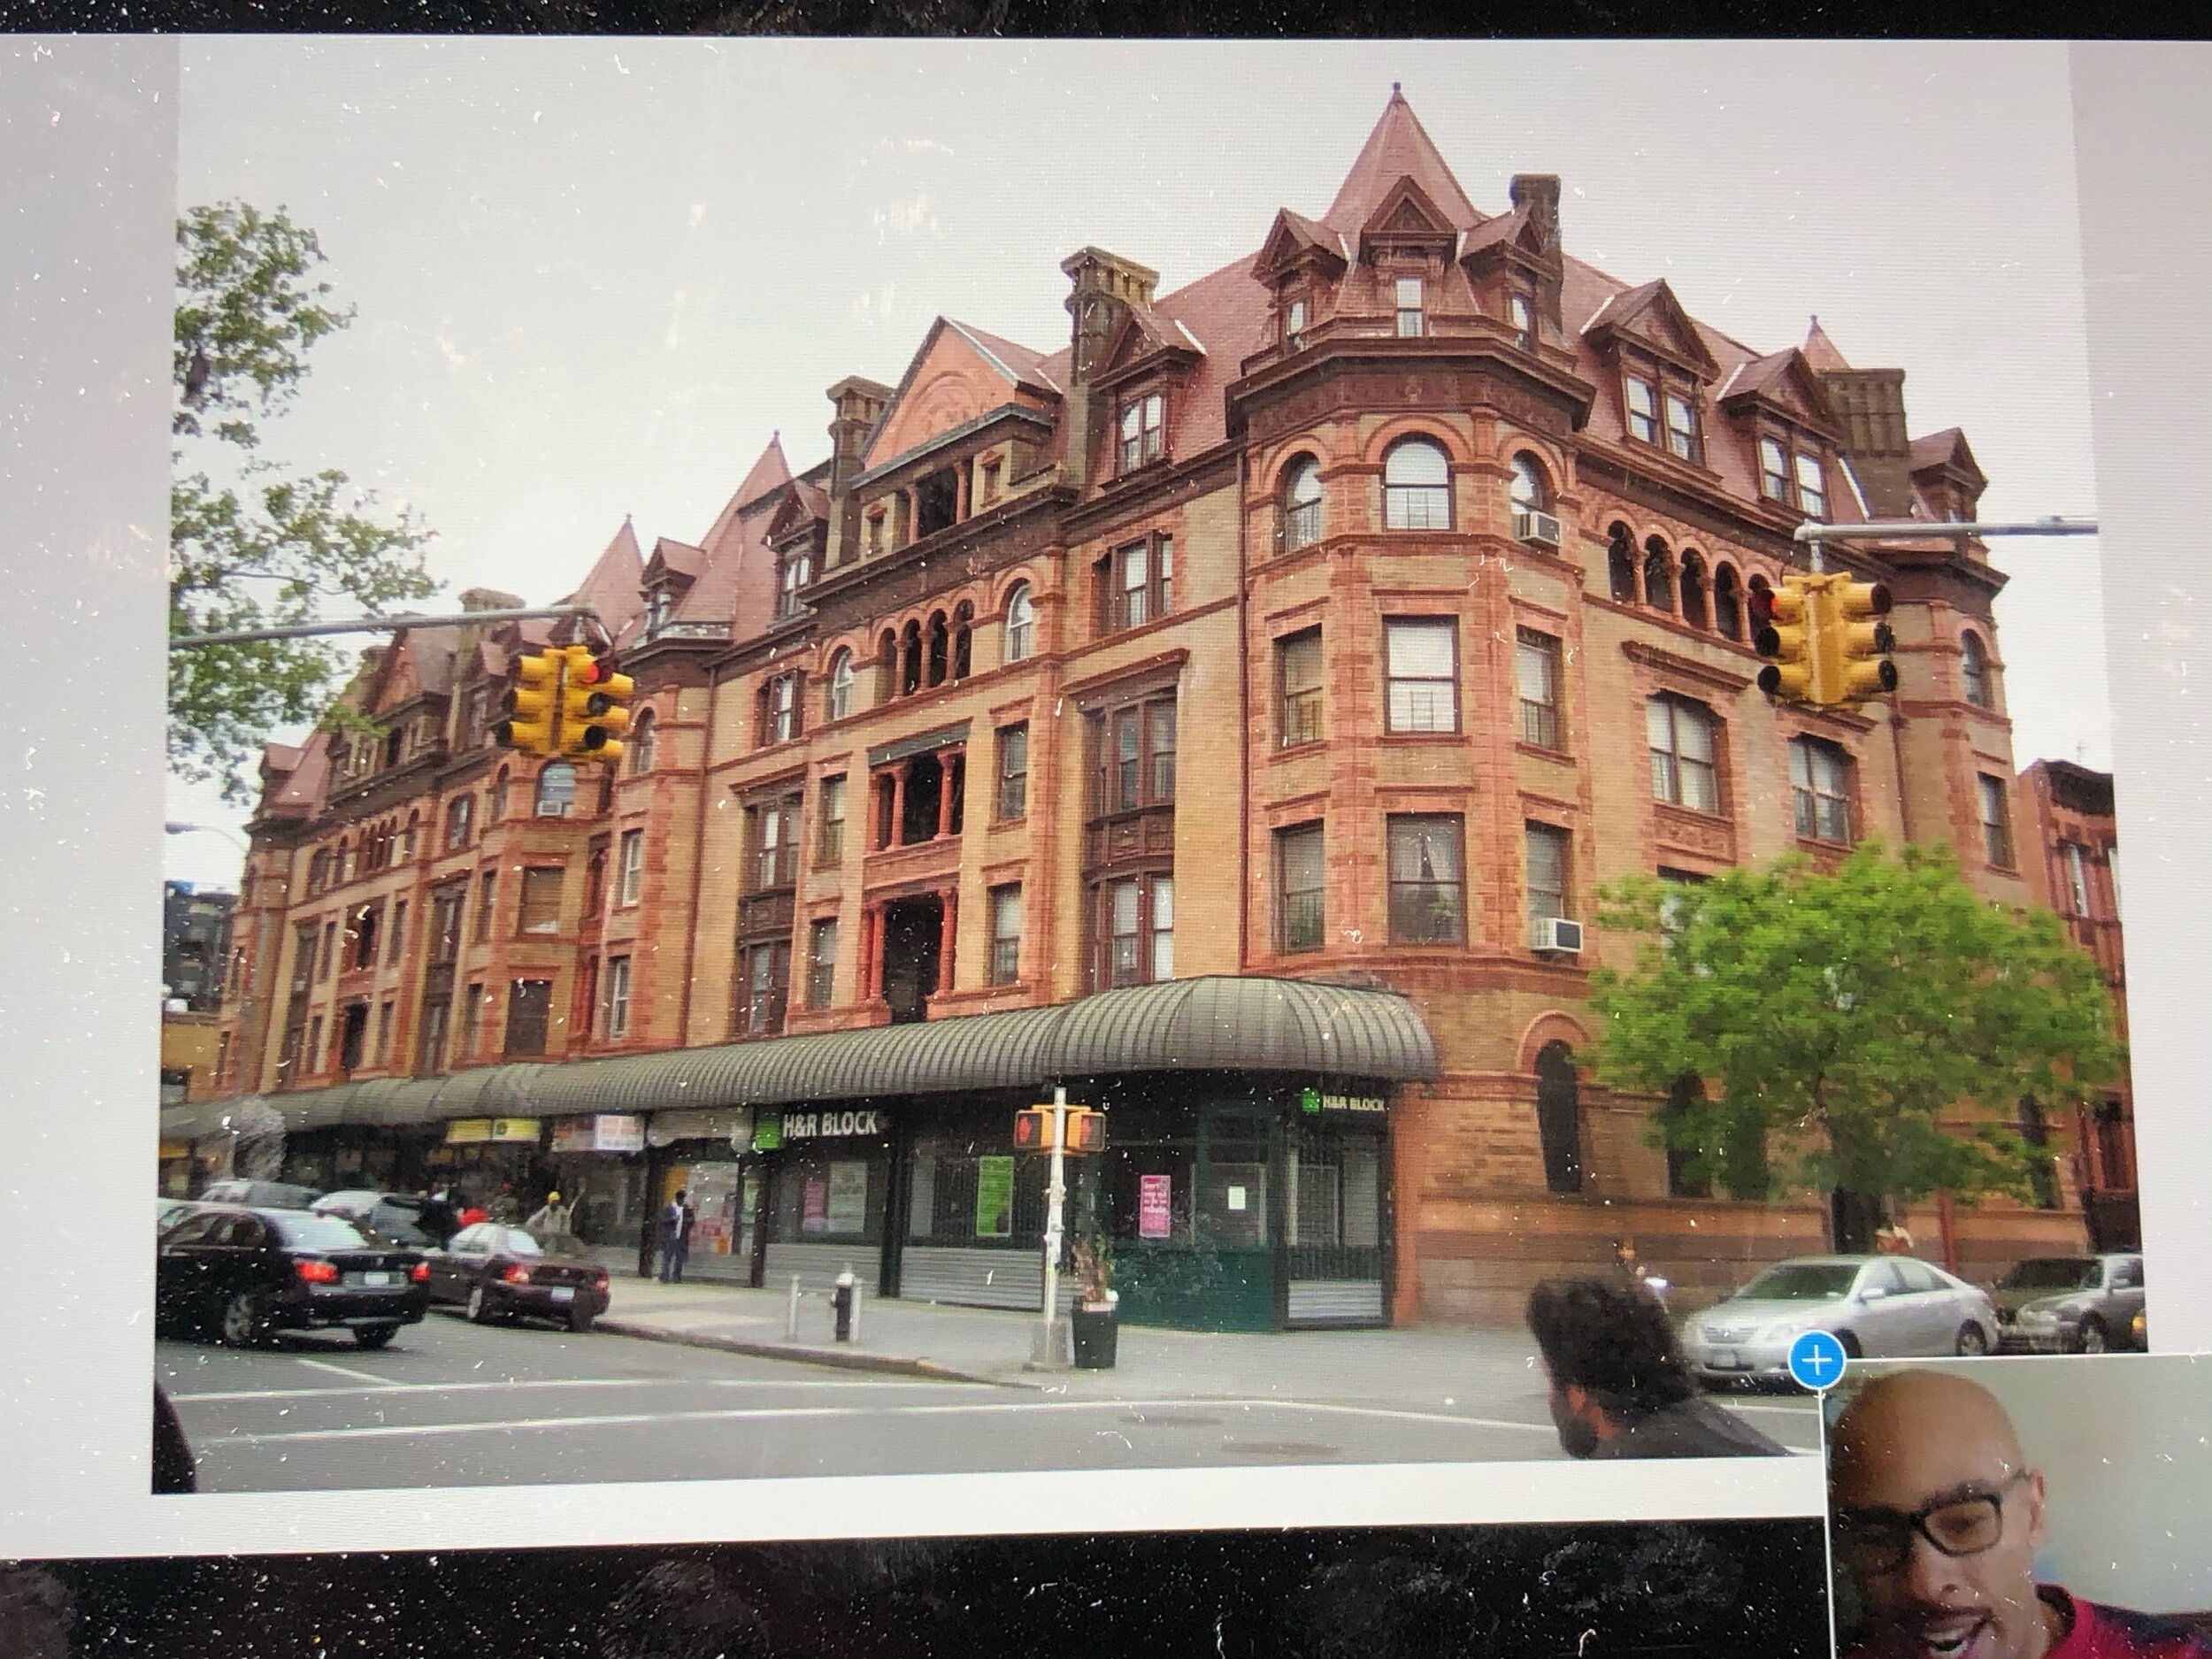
[[823, 376, 894, 571], [1818, 366, 1915, 518], [1060, 246, 1158, 494], [1508, 173, 1565, 330]]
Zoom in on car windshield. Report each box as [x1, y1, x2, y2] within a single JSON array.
[[373, 1212, 434, 1246], [493, 1228, 545, 1257], [267, 1213, 375, 1252], [254, 1185, 322, 1209], [2000, 1258, 2101, 1292], [1736, 1263, 1862, 1302]]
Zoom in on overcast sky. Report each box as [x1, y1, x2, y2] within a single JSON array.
[[165, 39, 2104, 892]]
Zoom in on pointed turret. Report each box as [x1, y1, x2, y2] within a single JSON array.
[[1322, 83, 1482, 235]]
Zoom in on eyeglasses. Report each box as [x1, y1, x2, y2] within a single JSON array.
[[1833, 1471, 2030, 1576]]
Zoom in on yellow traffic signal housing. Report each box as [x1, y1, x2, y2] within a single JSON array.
[[1822, 578, 1900, 706], [558, 644, 634, 764], [1751, 575, 1820, 703], [1013, 1104, 1104, 1154], [494, 649, 562, 757]]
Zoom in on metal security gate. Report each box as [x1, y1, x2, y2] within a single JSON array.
[[1283, 1121, 1387, 1326]]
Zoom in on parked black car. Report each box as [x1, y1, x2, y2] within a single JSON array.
[[312, 1190, 441, 1247], [156, 1206, 429, 1349], [197, 1179, 323, 1210], [425, 1223, 611, 1333]]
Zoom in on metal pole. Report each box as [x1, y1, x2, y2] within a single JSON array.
[[786, 1273, 802, 1341], [171, 604, 603, 649], [1791, 518, 2097, 543], [1039, 1083, 1069, 1366], [851, 1275, 864, 1346]]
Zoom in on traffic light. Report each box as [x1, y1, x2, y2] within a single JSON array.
[[1750, 574, 1819, 703], [1822, 578, 1900, 705], [493, 649, 561, 757], [558, 644, 634, 765], [1013, 1104, 1105, 1154]]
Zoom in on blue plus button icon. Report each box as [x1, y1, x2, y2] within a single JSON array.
[[1787, 1330, 1849, 1392]]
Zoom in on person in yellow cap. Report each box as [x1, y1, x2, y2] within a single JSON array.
[[525, 1189, 574, 1239]]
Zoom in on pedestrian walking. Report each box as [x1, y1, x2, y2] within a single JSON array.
[[658, 1190, 689, 1284], [525, 1190, 574, 1238]]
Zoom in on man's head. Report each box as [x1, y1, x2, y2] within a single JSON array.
[[674, 1189, 687, 1204], [1525, 1275, 1693, 1457], [1829, 1370, 2052, 1659], [547, 1191, 561, 1205]]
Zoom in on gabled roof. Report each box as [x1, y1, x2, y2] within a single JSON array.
[[1801, 315, 1852, 374], [1717, 346, 1840, 430], [1356, 173, 1463, 259], [1252, 207, 1350, 283], [646, 536, 706, 583], [733, 436, 793, 516], [1323, 85, 1482, 235], [1909, 427, 1987, 487], [1457, 204, 1536, 260], [1581, 277, 1723, 380], [769, 479, 830, 541], [947, 320, 1062, 397], [863, 315, 1064, 473]]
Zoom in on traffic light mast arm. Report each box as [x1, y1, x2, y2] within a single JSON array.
[[173, 603, 612, 650], [1793, 517, 2097, 573]]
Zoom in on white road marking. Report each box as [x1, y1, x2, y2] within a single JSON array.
[[172, 1376, 964, 1404], [292, 1357, 399, 1388], [197, 1394, 1556, 1448]]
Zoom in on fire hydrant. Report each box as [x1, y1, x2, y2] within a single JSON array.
[[832, 1268, 856, 1343]]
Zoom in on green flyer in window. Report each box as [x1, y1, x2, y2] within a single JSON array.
[[974, 1156, 1015, 1238]]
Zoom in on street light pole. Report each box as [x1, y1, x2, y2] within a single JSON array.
[[1035, 1083, 1071, 1368], [1797, 515, 2098, 574]]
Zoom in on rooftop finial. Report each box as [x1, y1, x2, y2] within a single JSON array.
[[1392, 81, 1402, 96]]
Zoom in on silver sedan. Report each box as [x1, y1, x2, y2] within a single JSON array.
[[1681, 1255, 2001, 1388]]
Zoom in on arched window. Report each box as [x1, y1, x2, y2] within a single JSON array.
[[953, 601, 974, 681], [1607, 525, 1638, 603], [1678, 551, 1709, 631], [1282, 456, 1324, 550], [1534, 1041, 1584, 1194], [825, 650, 855, 723], [488, 767, 511, 823], [307, 849, 330, 895], [1003, 583, 1035, 663], [1962, 631, 1994, 710], [1712, 564, 1744, 641], [338, 838, 356, 884], [926, 611, 949, 687], [1382, 437, 1452, 530], [1509, 452, 1549, 515], [900, 620, 923, 697], [629, 710, 657, 774], [1643, 537, 1675, 613], [445, 795, 473, 850]]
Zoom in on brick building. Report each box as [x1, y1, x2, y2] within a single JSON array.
[[2014, 758, 2137, 1252], [175, 90, 2112, 1327]]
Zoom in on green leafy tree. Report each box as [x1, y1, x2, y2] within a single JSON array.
[[1587, 841, 2124, 1218], [170, 201, 439, 804]]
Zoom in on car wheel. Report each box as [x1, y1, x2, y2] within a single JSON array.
[[2076, 1317, 2108, 1355], [1955, 1322, 1992, 1357], [219, 1294, 266, 1349], [466, 1285, 495, 1325], [1836, 1332, 1863, 1360], [353, 1323, 399, 1350], [566, 1307, 596, 1335]]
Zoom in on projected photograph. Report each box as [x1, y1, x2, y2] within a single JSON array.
[[153, 40, 2132, 1494]]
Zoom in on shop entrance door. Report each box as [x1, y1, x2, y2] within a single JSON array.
[[1282, 1118, 1387, 1325]]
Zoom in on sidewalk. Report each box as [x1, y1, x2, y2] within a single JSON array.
[[594, 1271, 1560, 1408]]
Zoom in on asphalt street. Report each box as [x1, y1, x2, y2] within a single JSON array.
[[157, 1312, 1822, 1492]]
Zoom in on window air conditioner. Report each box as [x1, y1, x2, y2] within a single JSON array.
[[1532, 916, 1585, 954], [1514, 510, 1563, 549]]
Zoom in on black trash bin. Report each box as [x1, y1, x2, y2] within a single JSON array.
[[1071, 1304, 1118, 1369]]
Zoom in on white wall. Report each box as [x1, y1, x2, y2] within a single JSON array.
[[1830, 1356, 2212, 1615]]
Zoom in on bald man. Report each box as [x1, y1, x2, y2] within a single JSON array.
[[1829, 1369, 2212, 1659]]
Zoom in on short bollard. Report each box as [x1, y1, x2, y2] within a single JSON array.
[[785, 1274, 802, 1341], [833, 1268, 856, 1343]]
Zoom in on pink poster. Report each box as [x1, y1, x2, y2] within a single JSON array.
[[802, 1177, 829, 1234], [1138, 1174, 1172, 1240]]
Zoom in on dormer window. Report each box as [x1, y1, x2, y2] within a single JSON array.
[[1118, 393, 1165, 473], [1395, 276, 1425, 337], [1625, 375, 1660, 445], [1663, 393, 1701, 464], [1759, 438, 1792, 502], [1509, 293, 1534, 351], [1284, 296, 1310, 346], [645, 588, 672, 638], [979, 458, 1001, 505], [866, 511, 886, 557], [1794, 452, 1828, 520], [775, 542, 812, 621]]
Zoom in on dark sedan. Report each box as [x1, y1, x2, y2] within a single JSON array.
[[425, 1224, 611, 1333], [156, 1206, 429, 1349]]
